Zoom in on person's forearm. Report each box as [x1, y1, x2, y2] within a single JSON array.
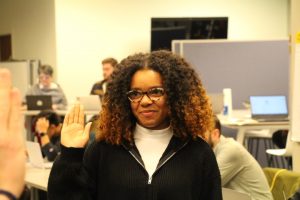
[[40, 135, 50, 147], [42, 143, 60, 161]]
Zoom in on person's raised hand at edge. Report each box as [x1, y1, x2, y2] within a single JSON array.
[[61, 103, 92, 148], [0, 68, 25, 199]]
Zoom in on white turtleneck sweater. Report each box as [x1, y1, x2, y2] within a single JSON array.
[[134, 123, 173, 177]]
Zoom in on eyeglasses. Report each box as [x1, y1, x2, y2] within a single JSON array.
[[39, 74, 51, 80], [127, 87, 165, 103]]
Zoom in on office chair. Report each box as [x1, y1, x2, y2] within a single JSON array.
[[266, 131, 293, 169], [245, 129, 275, 160], [263, 167, 300, 200]]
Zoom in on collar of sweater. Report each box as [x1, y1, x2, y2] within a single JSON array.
[[134, 123, 173, 140]]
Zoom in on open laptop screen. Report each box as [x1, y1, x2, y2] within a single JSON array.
[[26, 95, 52, 110], [26, 141, 53, 169], [76, 95, 102, 111], [250, 95, 288, 120]]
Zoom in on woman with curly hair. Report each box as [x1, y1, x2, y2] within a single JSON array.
[[48, 50, 222, 200]]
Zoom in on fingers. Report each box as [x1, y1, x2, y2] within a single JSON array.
[[73, 103, 80, 123], [68, 104, 75, 124], [63, 111, 69, 128], [83, 122, 92, 141], [64, 103, 84, 126], [0, 69, 12, 132], [8, 88, 22, 137], [78, 105, 84, 126], [35, 118, 49, 133]]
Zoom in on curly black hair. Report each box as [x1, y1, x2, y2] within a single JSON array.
[[96, 50, 213, 145]]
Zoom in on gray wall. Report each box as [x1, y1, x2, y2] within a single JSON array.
[[173, 39, 290, 109]]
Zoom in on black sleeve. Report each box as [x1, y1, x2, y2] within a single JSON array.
[[47, 143, 98, 200], [202, 146, 223, 200], [41, 142, 60, 162], [90, 83, 100, 95], [90, 84, 96, 95]]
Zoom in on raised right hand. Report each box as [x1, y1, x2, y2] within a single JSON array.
[[61, 103, 92, 148]]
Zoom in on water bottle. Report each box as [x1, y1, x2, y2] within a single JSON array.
[[223, 88, 232, 117]]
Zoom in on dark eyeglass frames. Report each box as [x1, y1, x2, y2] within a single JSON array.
[[127, 87, 165, 103]]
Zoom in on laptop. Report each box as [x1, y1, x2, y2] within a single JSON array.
[[250, 95, 289, 122], [25, 141, 53, 169], [26, 95, 52, 110], [77, 95, 102, 111]]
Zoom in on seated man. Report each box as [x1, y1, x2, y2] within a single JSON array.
[[90, 57, 118, 102], [26, 64, 68, 110], [33, 110, 62, 161], [208, 115, 273, 200]]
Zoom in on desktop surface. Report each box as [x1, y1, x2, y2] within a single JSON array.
[[25, 164, 51, 191]]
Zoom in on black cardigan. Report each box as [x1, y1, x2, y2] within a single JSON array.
[[48, 136, 222, 200]]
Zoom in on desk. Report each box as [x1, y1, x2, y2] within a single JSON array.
[[218, 110, 290, 144], [25, 164, 50, 191], [25, 164, 51, 200]]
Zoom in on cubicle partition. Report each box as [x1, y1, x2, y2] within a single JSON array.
[[0, 60, 39, 98], [172, 39, 290, 109]]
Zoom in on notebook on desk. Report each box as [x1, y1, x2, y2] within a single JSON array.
[[250, 95, 289, 122], [26, 95, 52, 110], [26, 141, 53, 169], [77, 95, 102, 111]]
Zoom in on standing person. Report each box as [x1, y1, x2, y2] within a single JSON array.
[[26, 64, 68, 110], [48, 50, 221, 200], [33, 110, 62, 161], [90, 57, 118, 101], [0, 68, 25, 200], [208, 115, 273, 200]]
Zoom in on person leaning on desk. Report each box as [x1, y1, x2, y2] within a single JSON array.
[[207, 115, 273, 200], [48, 50, 222, 200], [33, 110, 62, 161], [25, 64, 67, 110]]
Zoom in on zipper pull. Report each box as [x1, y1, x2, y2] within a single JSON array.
[[148, 176, 152, 184]]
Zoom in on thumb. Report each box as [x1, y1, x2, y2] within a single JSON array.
[[83, 122, 92, 141]]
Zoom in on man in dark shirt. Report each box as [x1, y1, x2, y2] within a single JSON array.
[[90, 57, 118, 102]]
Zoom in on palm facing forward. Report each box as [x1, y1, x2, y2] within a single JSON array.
[[61, 104, 92, 148]]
